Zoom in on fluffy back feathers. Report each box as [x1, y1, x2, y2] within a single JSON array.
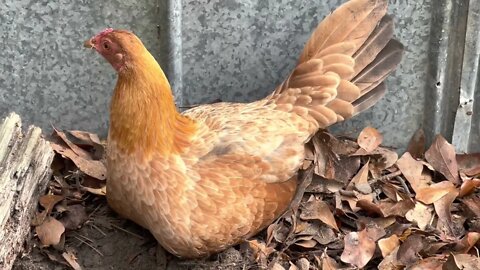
[[270, 0, 404, 129]]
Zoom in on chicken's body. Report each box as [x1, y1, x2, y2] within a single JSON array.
[[108, 100, 308, 256], [86, 0, 404, 258]]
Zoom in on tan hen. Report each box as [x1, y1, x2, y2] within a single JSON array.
[[84, 0, 404, 258]]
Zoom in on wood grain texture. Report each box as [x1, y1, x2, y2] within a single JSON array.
[[0, 113, 54, 270]]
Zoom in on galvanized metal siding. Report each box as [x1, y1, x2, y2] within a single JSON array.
[[0, 0, 164, 136], [452, 0, 480, 153]]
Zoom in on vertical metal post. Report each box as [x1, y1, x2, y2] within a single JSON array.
[[452, 0, 480, 153], [424, 0, 468, 146], [157, 0, 184, 106]]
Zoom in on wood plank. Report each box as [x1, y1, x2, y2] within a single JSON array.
[[0, 113, 54, 270]]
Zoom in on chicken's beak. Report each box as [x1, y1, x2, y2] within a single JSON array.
[[84, 38, 95, 49]]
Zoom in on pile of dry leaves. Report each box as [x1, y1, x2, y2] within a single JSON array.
[[22, 126, 480, 269], [27, 129, 108, 269], [254, 127, 480, 269]]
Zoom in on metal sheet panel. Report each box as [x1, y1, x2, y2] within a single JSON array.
[[452, 0, 480, 153], [427, 0, 466, 150], [0, 0, 163, 135]]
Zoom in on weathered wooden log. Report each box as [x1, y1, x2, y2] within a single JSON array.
[[0, 113, 54, 270]]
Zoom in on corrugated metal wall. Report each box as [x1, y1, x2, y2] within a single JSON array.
[[0, 0, 165, 134], [0, 0, 477, 152]]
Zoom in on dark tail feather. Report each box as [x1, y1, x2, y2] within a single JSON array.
[[352, 82, 386, 114], [351, 36, 404, 115], [353, 15, 395, 76]]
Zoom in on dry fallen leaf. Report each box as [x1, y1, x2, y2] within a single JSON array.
[[306, 176, 344, 193], [434, 188, 459, 237], [36, 217, 66, 247], [53, 128, 92, 160], [294, 258, 309, 270], [364, 221, 387, 241], [415, 181, 457, 205], [310, 132, 362, 182], [39, 194, 64, 212], [68, 130, 104, 159], [455, 232, 480, 253], [60, 204, 88, 230], [357, 126, 383, 153], [329, 134, 359, 156], [380, 183, 399, 202], [405, 202, 434, 230], [300, 196, 339, 231], [396, 234, 425, 266], [461, 196, 480, 217], [248, 240, 275, 268], [378, 235, 400, 258], [32, 194, 65, 226], [378, 246, 401, 270], [408, 257, 444, 270], [51, 141, 107, 180], [368, 147, 399, 173], [50, 127, 106, 181], [312, 224, 337, 245], [81, 185, 107, 196], [458, 179, 480, 197], [396, 152, 425, 193], [288, 262, 298, 270], [356, 199, 383, 216], [358, 216, 397, 231], [271, 263, 285, 270], [62, 249, 82, 270], [456, 153, 480, 177], [311, 134, 336, 179], [383, 200, 416, 217], [348, 160, 371, 194], [358, 196, 415, 218], [425, 135, 460, 185], [340, 229, 376, 268], [294, 236, 317, 249], [319, 252, 338, 270], [332, 156, 361, 183], [406, 128, 426, 159], [443, 253, 480, 269], [267, 221, 289, 245]]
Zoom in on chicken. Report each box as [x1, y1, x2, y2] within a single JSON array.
[[84, 0, 403, 258]]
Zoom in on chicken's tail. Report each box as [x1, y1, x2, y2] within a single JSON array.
[[268, 0, 404, 129]]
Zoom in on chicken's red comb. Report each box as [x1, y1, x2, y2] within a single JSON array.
[[96, 28, 114, 38]]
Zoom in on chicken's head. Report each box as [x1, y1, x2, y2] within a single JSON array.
[[85, 28, 145, 72]]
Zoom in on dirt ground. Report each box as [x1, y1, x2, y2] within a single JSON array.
[[13, 199, 250, 270]]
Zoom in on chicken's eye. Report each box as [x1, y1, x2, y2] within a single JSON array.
[[103, 42, 110, 50]]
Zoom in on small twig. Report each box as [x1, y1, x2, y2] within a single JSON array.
[[289, 166, 314, 211], [339, 190, 355, 197], [127, 247, 149, 264], [73, 235, 104, 257], [378, 170, 402, 182], [395, 176, 412, 196], [73, 233, 94, 243], [88, 204, 103, 219], [337, 214, 357, 229], [91, 224, 107, 236], [110, 224, 145, 240]]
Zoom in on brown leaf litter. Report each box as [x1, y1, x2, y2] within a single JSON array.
[[12, 126, 480, 269]]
